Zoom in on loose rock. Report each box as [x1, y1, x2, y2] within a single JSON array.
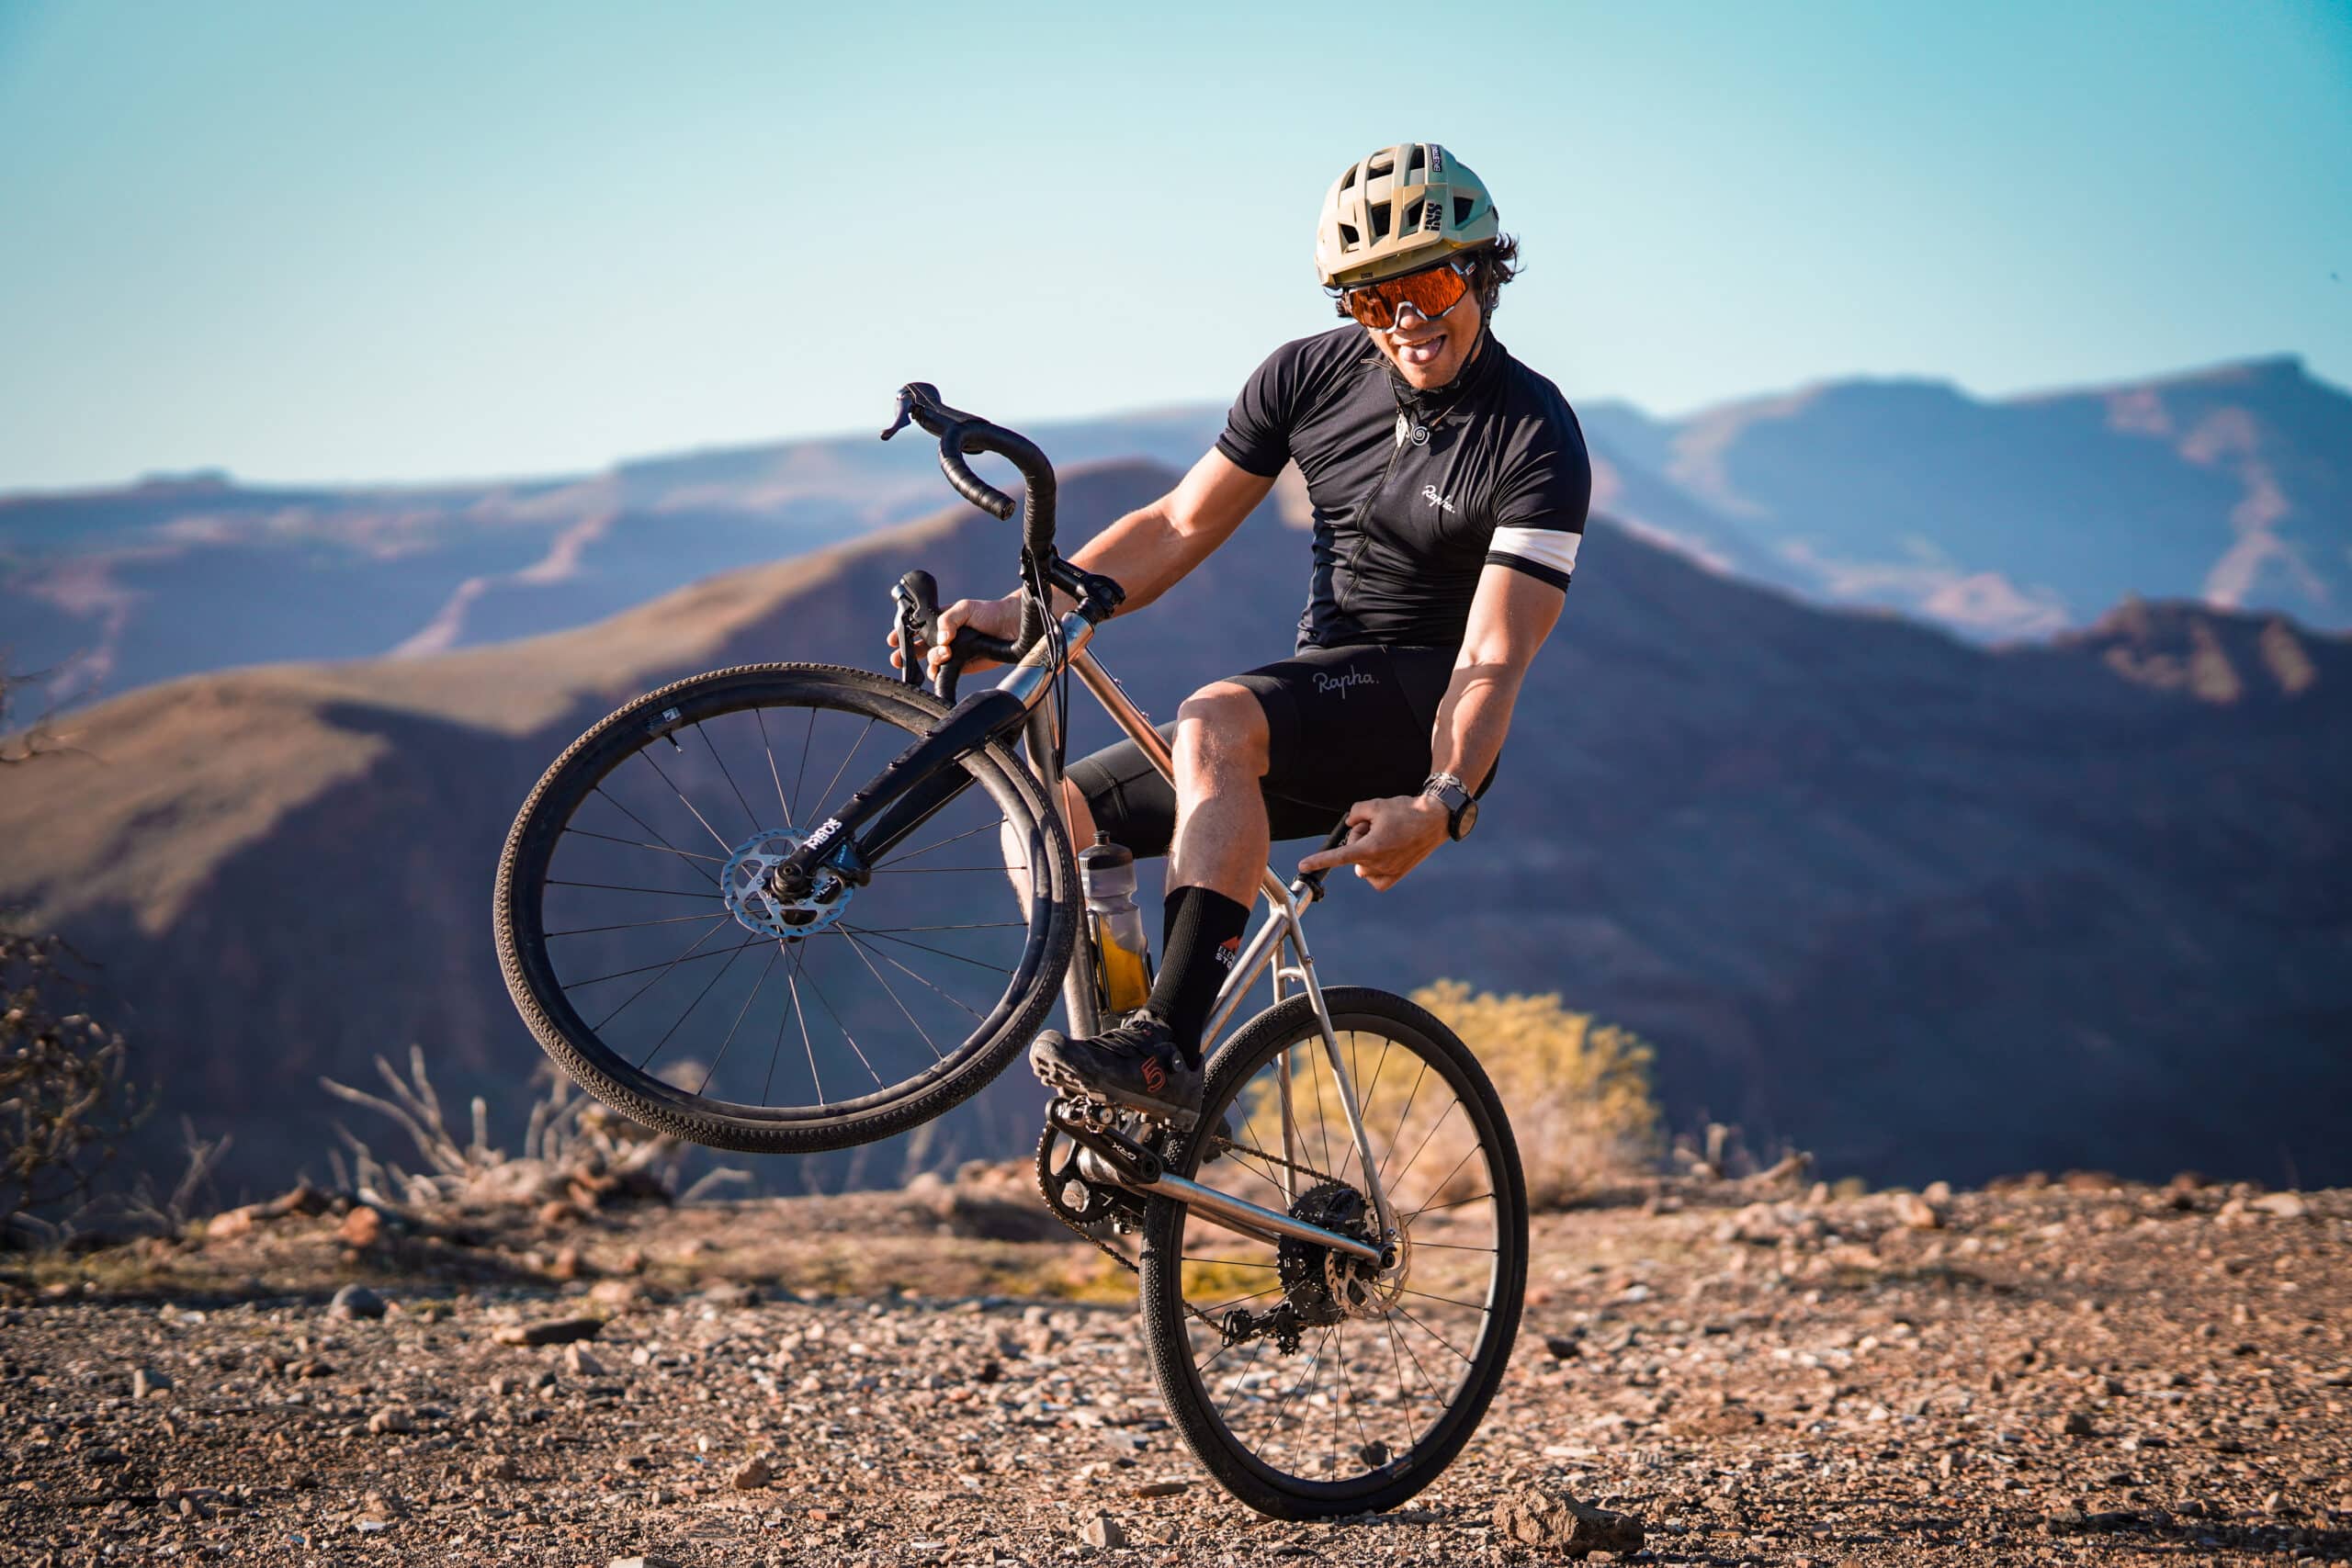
[[328, 1283, 387, 1321], [1080, 1512, 1126, 1549], [731, 1455, 772, 1490], [1492, 1488, 1645, 1559], [493, 1315, 604, 1347]]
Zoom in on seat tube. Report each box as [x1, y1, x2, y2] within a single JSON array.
[[1024, 703, 1100, 1040]]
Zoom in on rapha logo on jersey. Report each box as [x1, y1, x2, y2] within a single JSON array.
[[1421, 484, 1457, 514], [1313, 669, 1377, 701]]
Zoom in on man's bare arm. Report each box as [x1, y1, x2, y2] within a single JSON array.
[[1426, 561, 1567, 787], [1068, 449, 1276, 614], [1297, 562, 1566, 890]]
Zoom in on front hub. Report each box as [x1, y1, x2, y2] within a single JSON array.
[[723, 828, 853, 937]]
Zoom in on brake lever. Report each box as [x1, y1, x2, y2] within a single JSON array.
[[880, 388, 916, 442]]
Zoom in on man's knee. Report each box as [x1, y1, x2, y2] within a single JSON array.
[[1173, 682, 1269, 781]]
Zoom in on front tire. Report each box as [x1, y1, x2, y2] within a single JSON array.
[[493, 662, 1077, 1154]]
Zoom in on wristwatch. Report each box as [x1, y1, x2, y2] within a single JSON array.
[[1421, 772, 1478, 841]]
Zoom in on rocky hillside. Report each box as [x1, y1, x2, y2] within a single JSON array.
[[3, 458, 2347, 1195]]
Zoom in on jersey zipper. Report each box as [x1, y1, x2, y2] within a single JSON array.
[[1338, 419, 1414, 620]]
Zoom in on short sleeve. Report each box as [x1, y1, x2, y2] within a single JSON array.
[[1484, 424, 1591, 591], [1215, 343, 1304, 479]]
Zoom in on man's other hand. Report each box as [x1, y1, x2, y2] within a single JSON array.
[[1295, 795, 1450, 892]]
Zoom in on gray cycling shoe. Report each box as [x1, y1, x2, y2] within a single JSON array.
[[1030, 1011, 1203, 1129]]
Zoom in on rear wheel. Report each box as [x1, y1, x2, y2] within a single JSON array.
[[493, 663, 1076, 1153], [1137, 987, 1527, 1518]]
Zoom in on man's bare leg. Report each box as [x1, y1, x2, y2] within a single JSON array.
[[1166, 682, 1272, 904]]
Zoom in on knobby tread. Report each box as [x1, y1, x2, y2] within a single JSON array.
[[1136, 987, 1529, 1518], [492, 662, 1076, 1155]]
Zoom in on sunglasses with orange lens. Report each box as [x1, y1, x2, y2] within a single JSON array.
[[1340, 257, 1476, 331]]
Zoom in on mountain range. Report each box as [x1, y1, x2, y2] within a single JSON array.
[[5, 355, 2345, 709], [4, 459, 2345, 1197]]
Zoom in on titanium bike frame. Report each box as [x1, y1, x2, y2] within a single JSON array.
[[1022, 635, 1403, 1263]]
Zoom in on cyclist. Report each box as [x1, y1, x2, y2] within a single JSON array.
[[901, 142, 1589, 1127]]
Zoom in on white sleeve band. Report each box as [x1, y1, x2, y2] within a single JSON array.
[[1489, 525, 1581, 576]]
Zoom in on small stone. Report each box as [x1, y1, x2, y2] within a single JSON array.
[[131, 1367, 172, 1399], [608, 1558, 683, 1568], [731, 1455, 772, 1491], [206, 1206, 258, 1242], [1080, 1512, 1126, 1549], [1898, 1194, 1943, 1229], [354, 1517, 390, 1534], [589, 1279, 648, 1309], [699, 1280, 759, 1308], [563, 1343, 605, 1378], [482, 1455, 522, 1482], [549, 1246, 585, 1281], [328, 1284, 387, 1321], [1922, 1180, 1953, 1204], [493, 1316, 604, 1347], [1491, 1488, 1645, 1559], [2060, 1410, 2097, 1438], [1132, 1481, 1188, 1498], [367, 1406, 415, 1435], [2250, 1191, 2310, 1220], [338, 1205, 384, 1248], [1543, 1335, 1582, 1360], [537, 1199, 575, 1228]]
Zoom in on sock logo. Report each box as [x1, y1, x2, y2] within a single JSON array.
[[1213, 935, 1241, 971]]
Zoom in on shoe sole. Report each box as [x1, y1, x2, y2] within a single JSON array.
[[1031, 1055, 1200, 1133]]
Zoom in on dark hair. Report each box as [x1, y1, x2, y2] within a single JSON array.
[[1329, 232, 1522, 320]]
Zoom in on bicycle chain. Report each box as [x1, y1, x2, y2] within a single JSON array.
[[1032, 1110, 1362, 1336]]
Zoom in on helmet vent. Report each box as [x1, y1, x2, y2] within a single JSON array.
[[1337, 222, 1361, 249], [1406, 145, 1427, 178], [1453, 196, 1476, 226], [1368, 200, 1392, 242], [1340, 165, 1359, 192]]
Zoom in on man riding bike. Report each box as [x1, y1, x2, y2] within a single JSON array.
[[896, 141, 1590, 1127]]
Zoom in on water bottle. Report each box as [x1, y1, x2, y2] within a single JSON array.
[[1078, 832, 1154, 1015]]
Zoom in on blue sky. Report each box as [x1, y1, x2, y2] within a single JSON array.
[[1, 0, 2346, 491]]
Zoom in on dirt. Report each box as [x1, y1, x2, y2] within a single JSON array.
[[3, 1174, 2347, 1566]]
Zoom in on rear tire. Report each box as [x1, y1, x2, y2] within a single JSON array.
[[1137, 987, 1528, 1518], [493, 662, 1076, 1154]]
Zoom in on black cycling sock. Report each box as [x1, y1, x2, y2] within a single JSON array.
[[1149, 885, 1250, 1069]]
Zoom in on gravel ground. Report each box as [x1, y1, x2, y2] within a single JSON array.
[[3, 1175, 2346, 1566]]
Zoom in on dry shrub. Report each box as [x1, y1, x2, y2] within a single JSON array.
[[1411, 980, 1659, 1206], [1, 931, 151, 1235]]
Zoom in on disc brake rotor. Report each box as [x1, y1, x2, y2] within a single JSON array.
[[721, 828, 852, 937]]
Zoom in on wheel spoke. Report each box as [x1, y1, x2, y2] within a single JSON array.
[[841, 931, 987, 1021], [568, 933, 764, 989], [810, 716, 876, 826], [696, 942, 785, 1095], [753, 706, 795, 829], [561, 826, 725, 865], [636, 929, 756, 1072], [546, 912, 726, 938], [876, 818, 1001, 867], [783, 945, 825, 1105], [836, 924, 1013, 976], [639, 747, 733, 852], [790, 945, 886, 1088], [843, 930, 945, 1062], [547, 879, 718, 899], [699, 721, 763, 835], [585, 917, 737, 1032]]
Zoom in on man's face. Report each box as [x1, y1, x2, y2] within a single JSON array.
[[1363, 276, 1484, 389]]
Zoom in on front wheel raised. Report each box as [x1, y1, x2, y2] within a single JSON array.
[[493, 662, 1077, 1154], [1136, 987, 1528, 1518]]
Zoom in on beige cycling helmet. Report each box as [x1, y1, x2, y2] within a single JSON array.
[[1315, 141, 1499, 288]]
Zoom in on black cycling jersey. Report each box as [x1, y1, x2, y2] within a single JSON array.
[[1216, 323, 1591, 651]]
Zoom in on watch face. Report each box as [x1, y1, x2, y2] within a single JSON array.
[[1453, 795, 1478, 840]]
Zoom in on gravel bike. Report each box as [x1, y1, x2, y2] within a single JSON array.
[[493, 384, 1528, 1517]]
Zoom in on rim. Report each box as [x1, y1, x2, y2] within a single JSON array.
[[506, 675, 1058, 1123], [1165, 1010, 1514, 1497]]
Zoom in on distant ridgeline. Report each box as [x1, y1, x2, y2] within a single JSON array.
[[3, 456, 2346, 1196], [3, 355, 2346, 705]]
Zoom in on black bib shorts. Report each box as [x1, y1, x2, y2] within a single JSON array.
[[1067, 642, 1464, 857]]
